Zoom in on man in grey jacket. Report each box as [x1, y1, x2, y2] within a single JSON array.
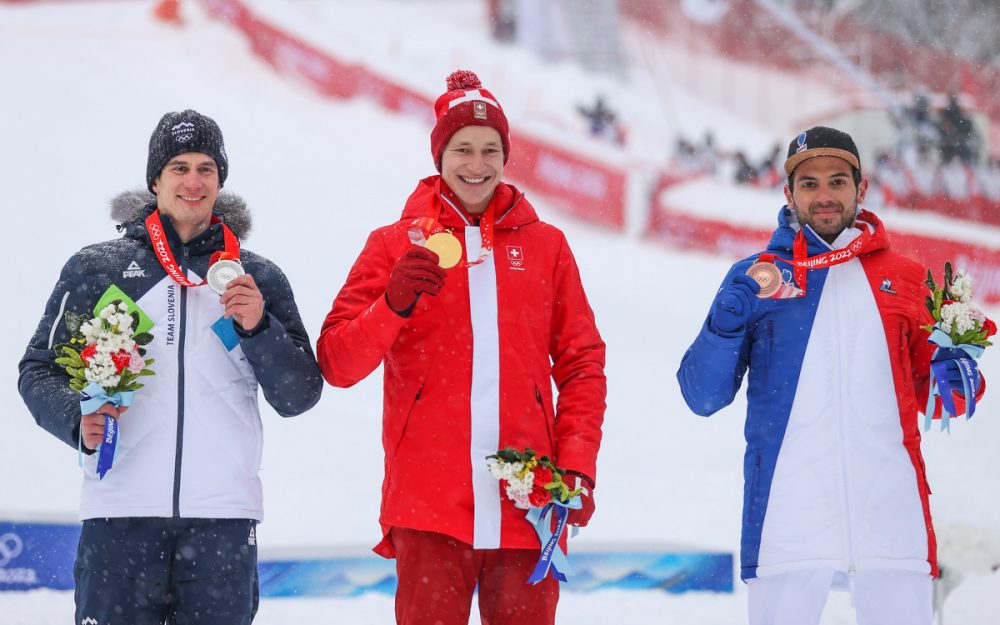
[[19, 109, 323, 625]]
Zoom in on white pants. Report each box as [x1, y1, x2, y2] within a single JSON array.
[[747, 568, 933, 625]]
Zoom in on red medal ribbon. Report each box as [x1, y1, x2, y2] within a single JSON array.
[[145, 210, 241, 288], [759, 222, 874, 295], [409, 180, 496, 268]]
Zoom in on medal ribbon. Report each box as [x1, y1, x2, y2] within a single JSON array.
[[525, 495, 582, 584], [79, 382, 134, 479], [758, 225, 874, 295], [408, 180, 496, 268], [145, 210, 241, 288]]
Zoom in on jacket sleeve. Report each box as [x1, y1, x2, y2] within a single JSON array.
[[18, 256, 92, 450], [676, 265, 753, 417], [237, 261, 323, 417], [549, 234, 607, 484], [316, 229, 410, 388]]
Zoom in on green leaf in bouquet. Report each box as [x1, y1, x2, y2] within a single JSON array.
[[944, 262, 953, 289], [69, 379, 86, 392], [93, 284, 154, 335], [66, 366, 85, 379], [138, 369, 156, 377], [133, 332, 153, 346], [925, 295, 935, 317], [954, 329, 979, 345], [925, 269, 936, 293]]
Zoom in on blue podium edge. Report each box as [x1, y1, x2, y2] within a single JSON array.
[[1, 520, 733, 595]]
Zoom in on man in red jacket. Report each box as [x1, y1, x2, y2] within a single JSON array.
[[317, 70, 606, 625]]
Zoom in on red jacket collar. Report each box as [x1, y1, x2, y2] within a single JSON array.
[[399, 175, 538, 230]]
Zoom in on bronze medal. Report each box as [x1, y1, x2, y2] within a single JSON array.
[[425, 232, 463, 269], [747, 262, 782, 298]]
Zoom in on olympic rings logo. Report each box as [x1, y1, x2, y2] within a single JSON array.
[[0, 532, 24, 567]]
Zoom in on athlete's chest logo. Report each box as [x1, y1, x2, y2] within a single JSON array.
[[506, 245, 525, 271]]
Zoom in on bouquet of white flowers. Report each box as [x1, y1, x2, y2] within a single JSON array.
[[486, 448, 583, 584], [55, 298, 155, 477], [922, 262, 992, 430]]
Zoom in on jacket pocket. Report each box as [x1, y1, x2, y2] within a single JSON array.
[[534, 382, 556, 454]]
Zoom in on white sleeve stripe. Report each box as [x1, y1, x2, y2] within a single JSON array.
[[47, 291, 70, 349]]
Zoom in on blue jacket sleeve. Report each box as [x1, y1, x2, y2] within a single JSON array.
[[677, 264, 753, 416], [236, 259, 323, 417]]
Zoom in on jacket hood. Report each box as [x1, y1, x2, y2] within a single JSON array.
[[767, 205, 888, 256], [400, 176, 538, 230], [110, 188, 252, 240]]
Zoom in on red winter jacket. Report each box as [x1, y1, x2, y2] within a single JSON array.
[[317, 176, 606, 556]]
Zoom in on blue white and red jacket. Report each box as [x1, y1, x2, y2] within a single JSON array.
[[677, 207, 984, 581]]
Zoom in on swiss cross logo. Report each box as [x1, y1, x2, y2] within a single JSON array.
[[473, 101, 487, 120], [507, 245, 525, 271]]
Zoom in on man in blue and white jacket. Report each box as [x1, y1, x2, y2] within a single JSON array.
[[19, 110, 323, 625], [677, 127, 984, 625]]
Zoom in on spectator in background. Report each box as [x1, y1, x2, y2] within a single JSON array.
[[673, 137, 704, 174], [697, 131, 722, 174], [757, 143, 784, 188], [577, 95, 625, 145], [733, 151, 758, 185], [938, 93, 978, 165]]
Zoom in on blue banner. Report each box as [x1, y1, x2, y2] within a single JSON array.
[[1, 520, 734, 596]]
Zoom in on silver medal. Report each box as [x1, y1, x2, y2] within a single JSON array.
[[207, 259, 245, 295]]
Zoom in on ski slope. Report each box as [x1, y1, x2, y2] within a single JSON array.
[[1, 1, 998, 623]]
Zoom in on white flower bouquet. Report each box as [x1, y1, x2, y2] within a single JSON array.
[[922, 262, 992, 430]]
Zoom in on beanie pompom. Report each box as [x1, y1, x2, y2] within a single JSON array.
[[446, 70, 482, 92]]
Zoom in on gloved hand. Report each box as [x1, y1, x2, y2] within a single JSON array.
[[934, 348, 982, 396], [709, 274, 761, 336], [385, 245, 448, 316], [565, 472, 595, 527]]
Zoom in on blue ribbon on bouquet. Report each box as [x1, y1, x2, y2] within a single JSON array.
[[525, 495, 581, 584], [924, 328, 984, 432], [79, 382, 134, 479]]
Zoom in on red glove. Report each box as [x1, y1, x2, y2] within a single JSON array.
[[565, 472, 595, 527], [385, 245, 447, 316]]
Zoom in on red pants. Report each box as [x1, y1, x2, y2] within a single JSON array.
[[390, 527, 559, 625]]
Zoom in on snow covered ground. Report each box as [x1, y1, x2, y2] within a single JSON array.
[[2, 1, 999, 623]]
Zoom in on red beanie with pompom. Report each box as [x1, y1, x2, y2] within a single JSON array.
[[430, 70, 511, 172]]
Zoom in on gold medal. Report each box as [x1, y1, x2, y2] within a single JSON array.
[[747, 262, 782, 298], [425, 232, 463, 269]]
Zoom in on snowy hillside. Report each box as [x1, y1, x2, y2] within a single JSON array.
[[1, 1, 998, 623]]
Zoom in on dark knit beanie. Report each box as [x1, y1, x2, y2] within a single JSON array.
[[430, 70, 511, 172], [146, 110, 228, 192]]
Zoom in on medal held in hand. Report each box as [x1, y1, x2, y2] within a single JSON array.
[[424, 232, 463, 269], [747, 262, 782, 298], [207, 259, 245, 294]]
